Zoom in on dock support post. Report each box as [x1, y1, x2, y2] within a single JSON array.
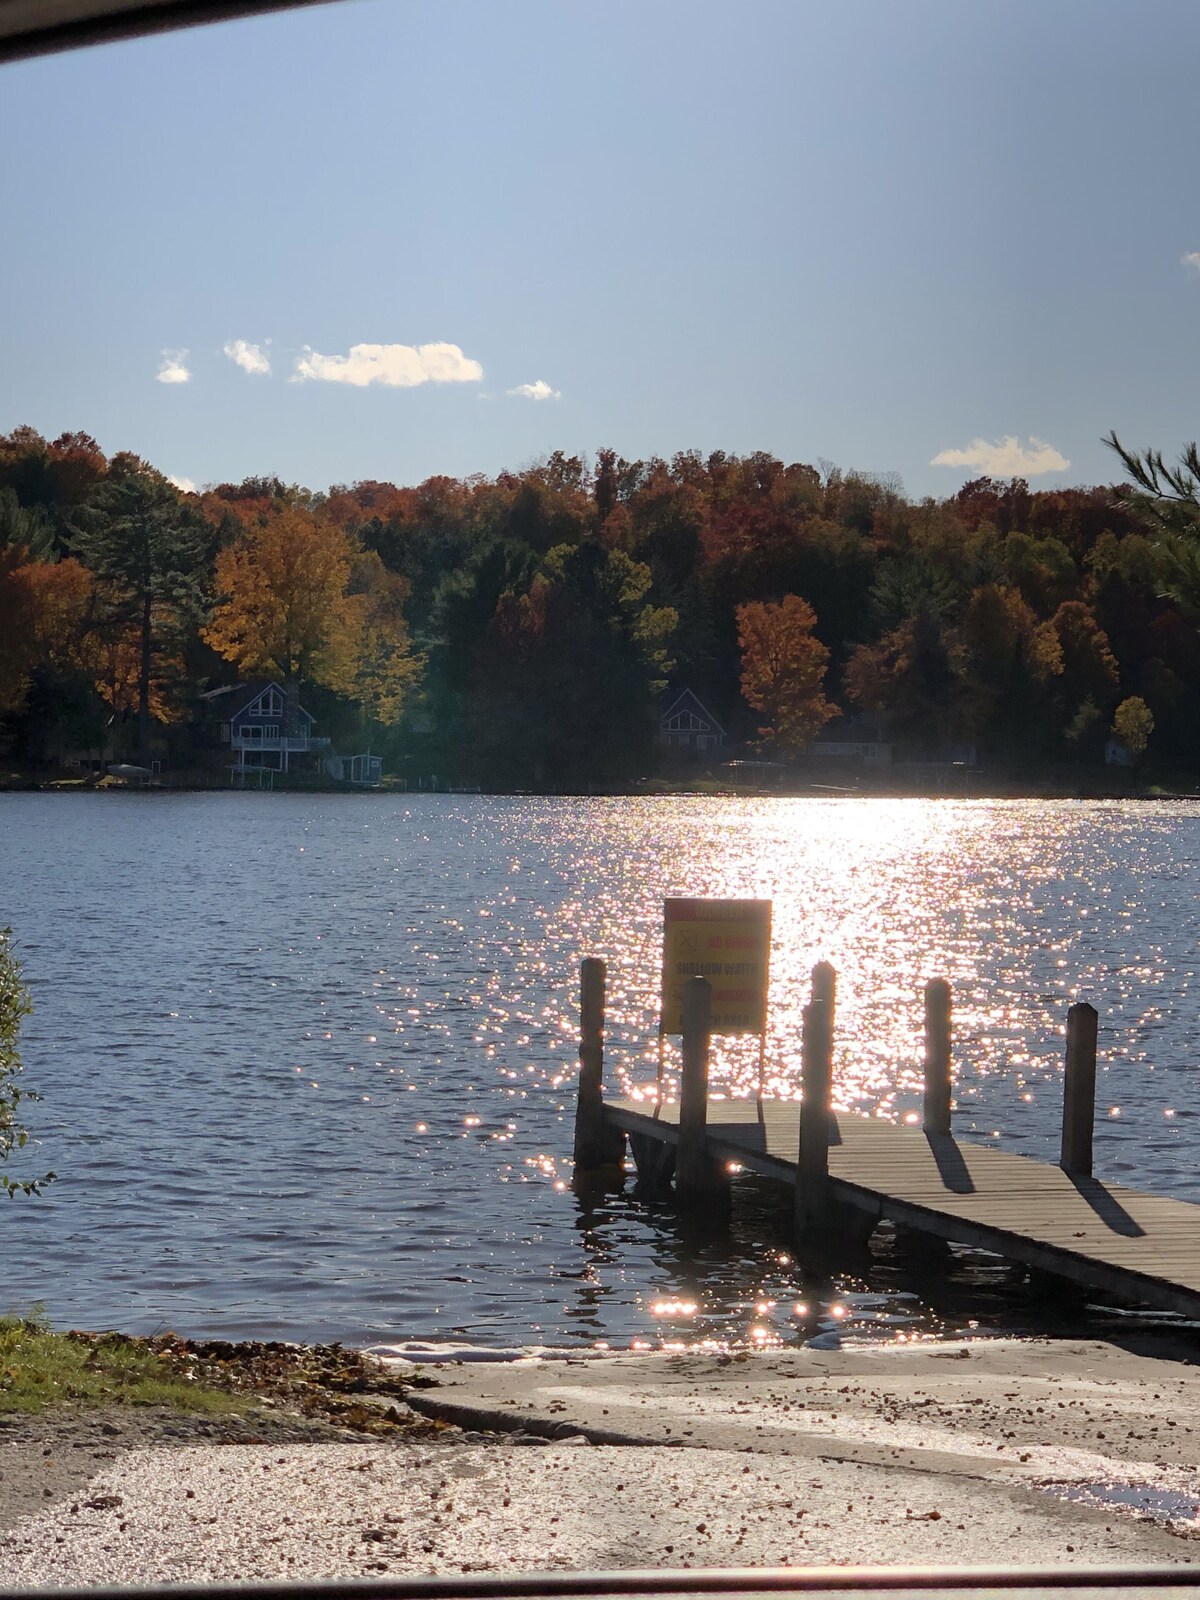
[[573, 957, 625, 1175], [675, 977, 729, 1206], [795, 996, 833, 1236], [811, 960, 837, 1031], [923, 979, 953, 1135], [628, 1131, 675, 1195], [1060, 1001, 1098, 1178]]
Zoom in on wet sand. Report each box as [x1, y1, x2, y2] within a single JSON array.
[[4, 1338, 1200, 1585]]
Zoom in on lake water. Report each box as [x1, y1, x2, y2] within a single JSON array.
[[2, 793, 1199, 1351]]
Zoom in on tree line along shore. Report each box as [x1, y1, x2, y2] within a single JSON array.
[[0, 426, 1195, 791]]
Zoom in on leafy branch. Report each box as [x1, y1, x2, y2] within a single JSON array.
[[1104, 432, 1200, 619], [0, 928, 54, 1198]]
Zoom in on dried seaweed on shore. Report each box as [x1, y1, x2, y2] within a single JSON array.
[[78, 1331, 445, 1435], [50, 1329, 448, 1438]]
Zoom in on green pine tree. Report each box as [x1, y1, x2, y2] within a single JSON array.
[[70, 459, 208, 766]]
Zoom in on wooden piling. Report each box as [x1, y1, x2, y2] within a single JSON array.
[[811, 961, 837, 1031], [1061, 1001, 1099, 1178], [795, 996, 833, 1234], [628, 1130, 676, 1194], [923, 978, 953, 1136], [573, 957, 625, 1174], [675, 976, 729, 1203]]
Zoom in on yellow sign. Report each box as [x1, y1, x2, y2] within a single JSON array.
[[660, 898, 772, 1036]]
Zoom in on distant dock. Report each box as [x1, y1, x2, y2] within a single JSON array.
[[574, 959, 1200, 1320]]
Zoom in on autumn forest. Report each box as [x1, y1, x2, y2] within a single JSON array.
[[0, 425, 1194, 789]]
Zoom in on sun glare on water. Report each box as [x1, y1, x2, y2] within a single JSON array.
[[569, 797, 1046, 1116]]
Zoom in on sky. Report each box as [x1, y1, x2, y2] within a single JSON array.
[[3, 0, 1200, 499]]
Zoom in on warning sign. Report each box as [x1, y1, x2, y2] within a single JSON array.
[[660, 898, 772, 1036]]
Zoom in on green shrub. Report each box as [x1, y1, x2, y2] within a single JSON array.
[[0, 927, 54, 1197]]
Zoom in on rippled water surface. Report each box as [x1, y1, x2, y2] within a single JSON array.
[[2, 793, 1199, 1349]]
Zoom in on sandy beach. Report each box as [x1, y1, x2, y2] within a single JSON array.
[[3, 1337, 1200, 1586]]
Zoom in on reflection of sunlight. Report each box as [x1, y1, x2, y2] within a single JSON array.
[[574, 797, 998, 1112], [390, 794, 1195, 1351], [651, 1298, 699, 1317], [553, 796, 1160, 1149], [534, 795, 1200, 1352]]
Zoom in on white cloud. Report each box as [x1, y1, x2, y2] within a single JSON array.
[[930, 435, 1069, 477], [168, 475, 197, 494], [224, 338, 271, 376], [156, 349, 191, 385], [1183, 252, 1200, 274], [507, 379, 561, 401], [292, 341, 483, 387]]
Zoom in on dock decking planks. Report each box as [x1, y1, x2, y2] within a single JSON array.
[[603, 1096, 1200, 1318]]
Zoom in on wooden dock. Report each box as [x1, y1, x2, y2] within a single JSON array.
[[573, 959, 1200, 1321], [606, 1097, 1200, 1319]]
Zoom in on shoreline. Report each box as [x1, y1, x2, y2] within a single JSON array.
[[5, 1333, 1200, 1582], [3, 770, 1198, 802]]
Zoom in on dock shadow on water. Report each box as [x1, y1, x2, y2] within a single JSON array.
[[565, 1169, 1179, 1351]]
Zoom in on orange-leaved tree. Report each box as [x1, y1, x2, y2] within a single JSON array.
[[0, 553, 95, 722], [340, 551, 424, 725], [205, 507, 353, 685], [736, 593, 836, 755], [204, 508, 420, 722]]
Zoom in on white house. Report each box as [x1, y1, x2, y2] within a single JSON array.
[[808, 735, 894, 766], [805, 715, 894, 766]]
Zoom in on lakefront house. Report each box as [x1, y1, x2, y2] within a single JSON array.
[[200, 681, 382, 784], [659, 688, 725, 753]]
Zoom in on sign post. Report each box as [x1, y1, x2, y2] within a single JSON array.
[[660, 898, 772, 1095]]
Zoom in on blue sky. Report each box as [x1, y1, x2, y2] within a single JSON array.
[[3, 0, 1200, 498]]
